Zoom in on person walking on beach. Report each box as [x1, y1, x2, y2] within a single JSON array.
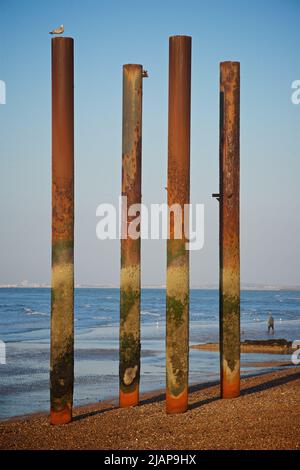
[[267, 313, 274, 333]]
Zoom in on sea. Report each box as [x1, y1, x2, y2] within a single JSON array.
[[0, 288, 299, 420]]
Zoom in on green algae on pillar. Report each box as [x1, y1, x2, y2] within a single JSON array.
[[166, 36, 191, 414], [119, 64, 144, 407], [219, 61, 240, 399], [50, 37, 74, 424]]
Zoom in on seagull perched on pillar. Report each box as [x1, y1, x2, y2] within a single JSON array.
[[49, 25, 64, 35]]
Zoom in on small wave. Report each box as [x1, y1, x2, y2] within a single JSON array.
[[141, 311, 160, 317], [26, 311, 49, 317], [23, 307, 48, 316]]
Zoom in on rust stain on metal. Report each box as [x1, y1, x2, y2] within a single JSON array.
[[50, 37, 74, 425], [119, 64, 143, 407], [166, 36, 191, 414], [219, 61, 240, 399]]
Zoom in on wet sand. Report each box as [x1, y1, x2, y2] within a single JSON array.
[[191, 338, 294, 354], [243, 361, 291, 368], [0, 366, 299, 450]]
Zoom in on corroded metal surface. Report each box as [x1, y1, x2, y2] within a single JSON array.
[[219, 61, 240, 399], [119, 64, 143, 407], [50, 37, 74, 424], [166, 36, 191, 414]]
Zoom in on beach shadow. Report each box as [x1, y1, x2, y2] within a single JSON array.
[[187, 371, 300, 410], [189, 395, 219, 410], [140, 380, 219, 407], [73, 371, 300, 420], [189, 380, 219, 393], [187, 380, 221, 410], [73, 405, 115, 422], [139, 392, 165, 406], [241, 370, 300, 396]]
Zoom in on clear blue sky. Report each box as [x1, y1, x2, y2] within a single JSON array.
[[0, 0, 299, 286]]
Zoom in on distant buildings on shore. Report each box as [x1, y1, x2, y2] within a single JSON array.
[[0, 280, 299, 291]]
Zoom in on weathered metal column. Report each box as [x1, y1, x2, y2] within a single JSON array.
[[166, 36, 191, 414], [219, 61, 240, 398], [119, 64, 144, 407], [50, 37, 74, 424]]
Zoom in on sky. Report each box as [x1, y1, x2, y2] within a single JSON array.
[[0, 0, 299, 287]]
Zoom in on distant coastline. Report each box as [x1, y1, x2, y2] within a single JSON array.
[[0, 283, 300, 291]]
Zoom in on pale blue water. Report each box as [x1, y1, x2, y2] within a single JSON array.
[[0, 288, 299, 419]]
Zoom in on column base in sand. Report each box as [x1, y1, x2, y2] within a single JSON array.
[[119, 388, 139, 408], [50, 406, 72, 425], [166, 388, 188, 414]]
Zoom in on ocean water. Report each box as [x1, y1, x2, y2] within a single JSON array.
[[0, 288, 299, 420]]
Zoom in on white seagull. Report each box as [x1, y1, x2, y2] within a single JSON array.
[[49, 25, 64, 35]]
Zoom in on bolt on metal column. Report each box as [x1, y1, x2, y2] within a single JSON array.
[[166, 36, 192, 414], [219, 61, 240, 399], [50, 37, 74, 424]]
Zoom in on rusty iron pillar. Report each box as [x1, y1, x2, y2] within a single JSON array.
[[166, 36, 191, 414], [50, 37, 74, 424], [119, 64, 143, 407], [219, 61, 240, 399]]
